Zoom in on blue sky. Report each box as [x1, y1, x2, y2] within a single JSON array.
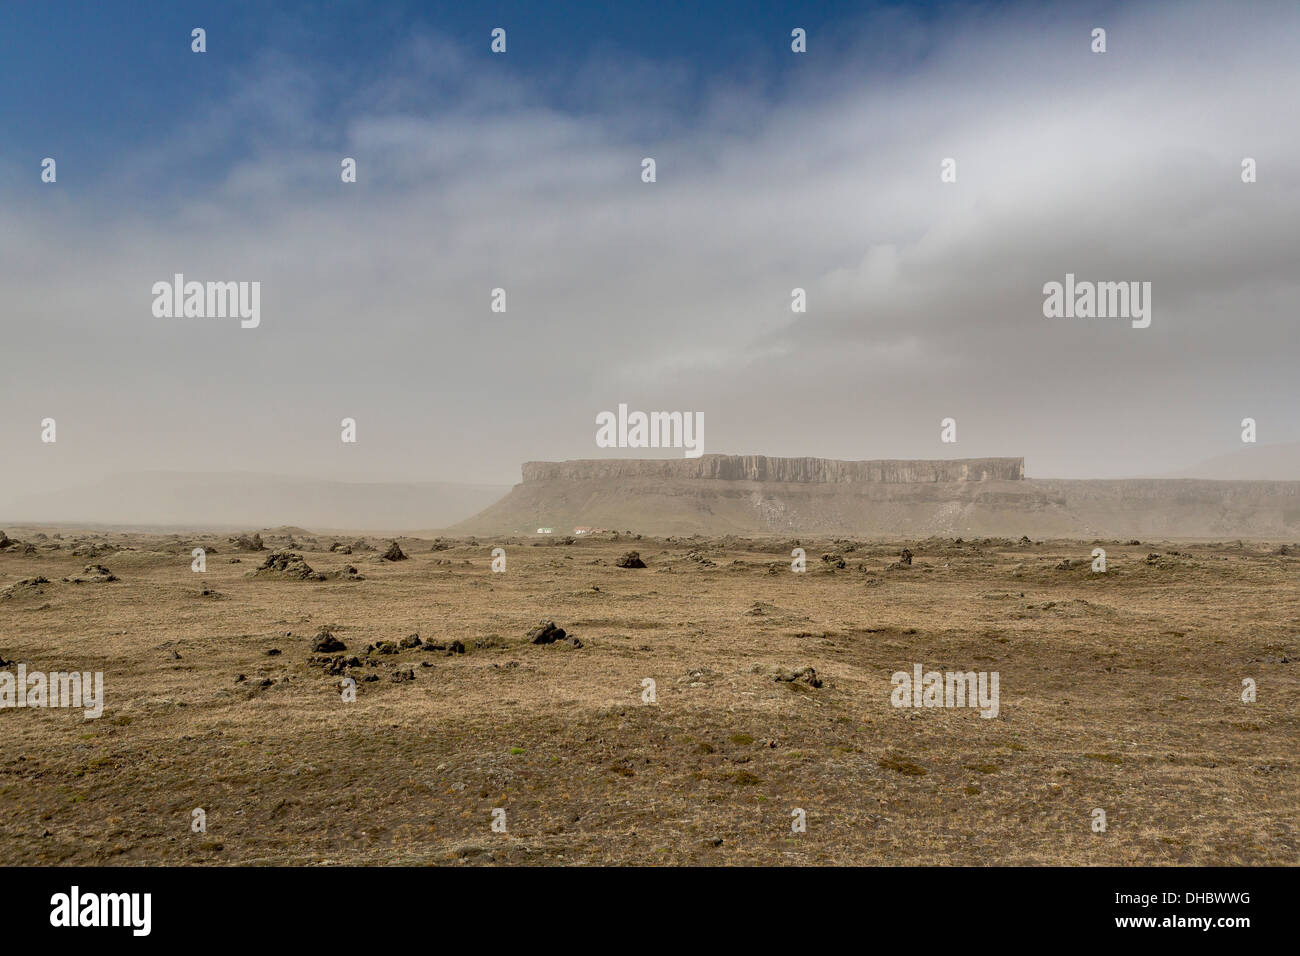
[[1, 0, 1137, 218], [2, 0, 962, 192], [1, 0, 1296, 506]]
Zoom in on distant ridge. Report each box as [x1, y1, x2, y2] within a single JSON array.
[[2, 472, 509, 532], [1164, 442, 1300, 481]]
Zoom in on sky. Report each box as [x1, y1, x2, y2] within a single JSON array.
[[1, 0, 1297, 507]]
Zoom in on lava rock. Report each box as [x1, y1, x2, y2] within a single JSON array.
[[312, 630, 347, 653], [527, 621, 567, 644], [253, 551, 325, 581], [775, 666, 823, 688]]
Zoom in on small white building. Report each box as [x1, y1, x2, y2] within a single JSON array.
[[536, 527, 553, 534]]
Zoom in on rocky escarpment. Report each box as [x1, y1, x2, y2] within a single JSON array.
[[521, 455, 1025, 484], [455, 456, 1300, 538]]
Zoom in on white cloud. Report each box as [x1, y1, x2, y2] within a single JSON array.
[[1, 0, 1297, 505]]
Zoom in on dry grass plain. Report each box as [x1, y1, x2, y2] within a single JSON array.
[[1, 527, 1297, 866]]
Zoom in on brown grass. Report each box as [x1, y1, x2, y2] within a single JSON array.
[[1, 531, 1297, 865]]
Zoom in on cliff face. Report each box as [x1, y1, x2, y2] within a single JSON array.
[[455, 457, 1300, 538], [521, 455, 1025, 484]]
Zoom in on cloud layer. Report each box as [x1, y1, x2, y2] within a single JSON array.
[[2, 1, 1296, 514]]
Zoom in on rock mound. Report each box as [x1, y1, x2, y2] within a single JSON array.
[[615, 551, 647, 569], [311, 630, 347, 652], [0, 576, 51, 600], [775, 666, 823, 688], [64, 565, 118, 584], [527, 621, 567, 644], [252, 551, 326, 581], [381, 541, 407, 561]]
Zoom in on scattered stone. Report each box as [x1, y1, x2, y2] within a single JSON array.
[[266, 648, 281, 656], [775, 666, 822, 688], [230, 533, 266, 551], [329, 542, 352, 554], [527, 621, 567, 644], [332, 565, 365, 580], [678, 667, 719, 687], [1146, 553, 1162, 565], [615, 551, 647, 568], [1055, 559, 1072, 570], [64, 565, 118, 584], [900, 549, 913, 566], [0, 576, 50, 600], [0, 531, 13, 550], [311, 630, 347, 653], [447, 640, 465, 655], [312, 654, 361, 675], [381, 541, 408, 561], [821, 552, 846, 569], [569, 636, 584, 649], [400, 633, 422, 649], [373, 641, 399, 655], [390, 668, 415, 683], [168, 649, 181, 660]]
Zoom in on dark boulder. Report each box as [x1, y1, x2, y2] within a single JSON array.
[[527, 621, 567, 645], [312, 630, 347, 653]]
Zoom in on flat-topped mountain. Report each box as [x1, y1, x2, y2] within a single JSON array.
[[522, 455, 1025, 484], [456, 455, 1300, 538]]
